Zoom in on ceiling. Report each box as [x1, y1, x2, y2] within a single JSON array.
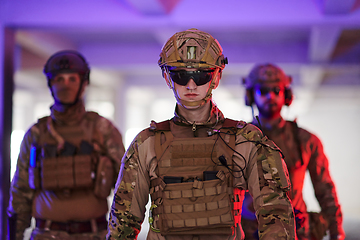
[[1, 0, 360, 89]]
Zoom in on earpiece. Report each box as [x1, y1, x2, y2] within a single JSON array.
[[284, 75, 293, 106], [284, 87, 293, 106], [161, 67, 173, 89]]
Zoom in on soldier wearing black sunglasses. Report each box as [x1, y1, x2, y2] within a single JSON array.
[[108, 30, 296, 240]]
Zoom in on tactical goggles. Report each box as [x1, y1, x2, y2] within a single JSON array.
[[168, 69, 216, 86], [255, 86, 282, 96]]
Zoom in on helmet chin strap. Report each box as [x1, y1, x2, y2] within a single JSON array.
[[165, 68, 220, 109]]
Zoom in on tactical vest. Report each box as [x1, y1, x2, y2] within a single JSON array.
[[149, 119, 238, 236], [28, 112, 113, 199]]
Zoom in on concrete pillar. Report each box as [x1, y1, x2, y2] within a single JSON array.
[[0, 25, 15, 239]]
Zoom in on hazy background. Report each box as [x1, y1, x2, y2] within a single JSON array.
[[1, 0, 360, 239]]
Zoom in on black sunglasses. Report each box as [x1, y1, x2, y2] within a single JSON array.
[[168, 70, 216, 86], [255, 86, 282, 96]]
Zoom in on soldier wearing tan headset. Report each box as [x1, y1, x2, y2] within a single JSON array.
[[241, 63, 345, 240]]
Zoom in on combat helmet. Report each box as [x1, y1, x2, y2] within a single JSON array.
[[43, 50, 90, 87], [43, 50, 90, 105], [159, 29, 228, 108], [159, 28, 227, 70]]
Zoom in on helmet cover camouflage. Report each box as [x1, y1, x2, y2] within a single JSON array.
[[243, 63, 292, 89], [159, 28, 227, 70]]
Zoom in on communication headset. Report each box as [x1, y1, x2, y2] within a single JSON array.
[[242, 77, 293, 106]]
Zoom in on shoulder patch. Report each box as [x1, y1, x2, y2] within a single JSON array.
[[241, 123, 291, 191], [239, 123, 263, 142], [129, 128, 153, 149]]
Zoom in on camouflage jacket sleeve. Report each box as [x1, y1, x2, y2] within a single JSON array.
[[306, 131, 345, 239], [7, 126, 38, 240], [237, 123, 296, 240], [94, 115, 125, 182], [107, 129, 150, 240]]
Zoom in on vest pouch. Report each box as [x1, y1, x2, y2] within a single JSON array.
[[41, 156, 74, 190], [94, 156, 114, 199], [73, 154, 93, 188], [154, 178, 234, 235]]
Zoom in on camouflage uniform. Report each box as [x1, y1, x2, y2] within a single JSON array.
[[8, 100, 125, 240], [107, 104, 296, 240], [242, 117, 345, 240]]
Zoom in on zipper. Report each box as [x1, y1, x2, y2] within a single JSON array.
[[192, 122, 198, 137]]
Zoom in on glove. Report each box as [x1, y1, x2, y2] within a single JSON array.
[[308, 212, 328, 240]]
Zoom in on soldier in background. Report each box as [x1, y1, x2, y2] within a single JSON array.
[[241, 63, 345, 240], [107, 29, 296, 240], [7, 50, 125, 240]]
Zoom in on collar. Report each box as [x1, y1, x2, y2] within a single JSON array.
[[173, 101, 225, 127], [253, 116, 286, 132], [50, 99, 86, 125]]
